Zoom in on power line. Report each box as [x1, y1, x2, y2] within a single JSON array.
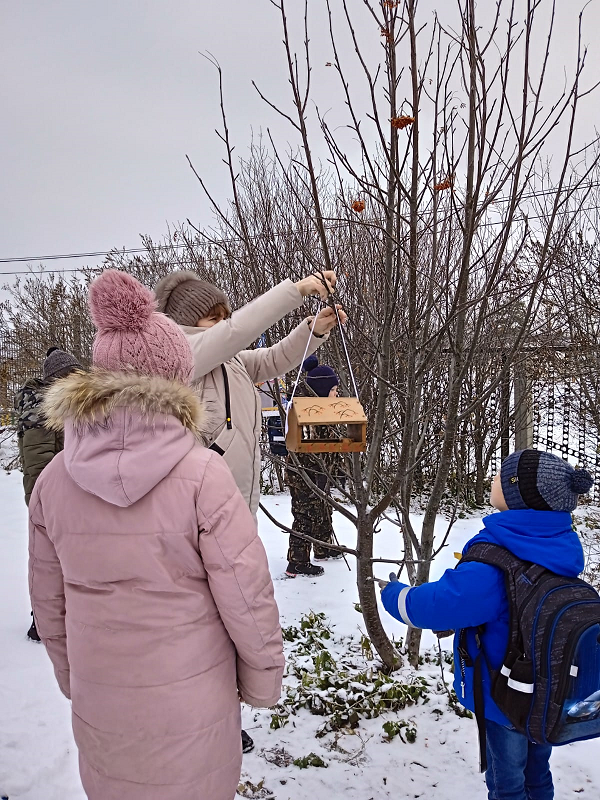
[[2, 179, 599, 268], [1, 193, 599, 277], [0, 267, 93, 276], [0, 245, 182, 265]]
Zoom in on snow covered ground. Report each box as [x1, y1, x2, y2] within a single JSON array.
[[1, 468, 599, 799]]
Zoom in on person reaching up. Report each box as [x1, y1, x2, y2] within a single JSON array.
[[154, 270, 346, 518]]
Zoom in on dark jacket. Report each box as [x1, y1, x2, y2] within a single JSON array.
[[382, 509, 584, 725], [15, 378, 64, 505]]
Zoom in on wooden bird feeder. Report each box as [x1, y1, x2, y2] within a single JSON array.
[[286, 397, 367, 453]]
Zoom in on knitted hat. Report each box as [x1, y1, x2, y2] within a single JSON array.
[[154, 270, 230, 327], [500, 449, 594, 512], [302, 354, 319, 373], [89, 270, 194, 384], [303, 355, 339, 398], [43, 347, 83, 381]]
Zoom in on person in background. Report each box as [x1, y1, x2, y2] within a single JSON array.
[[29, 270, 284, 800], [286, 355, 343, 577], [15, 346, 83, 640]]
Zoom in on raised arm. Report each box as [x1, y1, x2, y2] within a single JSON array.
[[196, 453, 284, 707], [238, 303, 347, 383], [237, 320, 324, 384], [28, 490, 70, 699], [186, 280, 303, 378], [185, 272, 338, 380]]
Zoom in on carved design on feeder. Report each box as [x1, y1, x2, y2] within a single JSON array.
[[327, 401, 354, 419], [304, 404, 325, 416]]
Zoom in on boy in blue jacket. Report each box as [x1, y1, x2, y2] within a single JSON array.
[[381, 449, 593, 800]]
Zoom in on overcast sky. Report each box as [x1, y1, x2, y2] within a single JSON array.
[[1, 0, 599, 282]]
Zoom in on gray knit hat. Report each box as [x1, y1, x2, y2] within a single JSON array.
[[500, 449, 594, 512], [43, 347, 83, 381], [154, 270, 230, 327]]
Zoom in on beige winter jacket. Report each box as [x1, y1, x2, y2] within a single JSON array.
[[182, 279, 326, 515]]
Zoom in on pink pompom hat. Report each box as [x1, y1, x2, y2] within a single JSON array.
[[89, 270, 194, 384]]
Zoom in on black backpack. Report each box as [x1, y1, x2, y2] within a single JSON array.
[[267, 416, 287, 458], [458, 542, 600, 768]]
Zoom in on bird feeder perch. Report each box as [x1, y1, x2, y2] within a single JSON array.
[[286, 397, 367, 453]]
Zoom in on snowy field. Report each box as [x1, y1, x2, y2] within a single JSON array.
[[1, 469, 599, 799]]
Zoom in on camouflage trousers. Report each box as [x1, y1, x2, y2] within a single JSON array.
[[287, 483, 336, 564]]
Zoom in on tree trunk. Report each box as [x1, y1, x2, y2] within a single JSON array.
[[356, 514, 401, 671], [405, 624, 422, 667]]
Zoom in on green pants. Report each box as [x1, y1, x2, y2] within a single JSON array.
[[287, 483, 336, 563]]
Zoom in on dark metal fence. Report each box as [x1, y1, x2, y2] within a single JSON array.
[[0, 326, 92, 417]]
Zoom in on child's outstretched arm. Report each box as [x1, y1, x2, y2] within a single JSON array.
[[238, 319, 324, 384], [380, 561, 505, 631], [239, 305, 347, 384]]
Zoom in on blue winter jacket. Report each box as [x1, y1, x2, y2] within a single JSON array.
[[381, 510, 585, 725]]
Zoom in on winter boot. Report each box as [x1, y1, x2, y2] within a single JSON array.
[[241, 729, 255, 754], [285, 562, 325, 577], [27, 613, 41, 642], [314, 550, 344, 561]]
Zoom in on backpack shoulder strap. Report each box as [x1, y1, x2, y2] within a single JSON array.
[[220, 364, 232, 430], [459, 541, 526, 573], [459, 542, 549, 607], [459, 541, 540, 644], [458, 542, 528, 773]]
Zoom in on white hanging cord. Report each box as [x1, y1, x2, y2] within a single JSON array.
[[284, 288, 361, 435], [312, 271, 360, 399], [285, 307, 321, 435], [333, 302, 360, 399]]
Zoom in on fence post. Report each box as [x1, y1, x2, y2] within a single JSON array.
[[514, 360, 533, 451], [500, 353, 511, 460]]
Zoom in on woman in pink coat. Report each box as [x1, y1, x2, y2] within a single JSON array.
[[28, 270, 284, 800]]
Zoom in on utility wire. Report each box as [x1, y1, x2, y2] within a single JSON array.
[[1, 189, 599, 276]]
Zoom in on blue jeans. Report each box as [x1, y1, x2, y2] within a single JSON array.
[[485, 720, 553, 800]]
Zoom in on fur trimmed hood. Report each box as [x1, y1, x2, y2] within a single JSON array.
[[42, 368, 205, 436], [42, 370, 207, 507]]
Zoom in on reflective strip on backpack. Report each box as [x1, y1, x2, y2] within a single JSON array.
[[501, 664, 512, 677], [570, 665, 579, 677], [507, 677, 534, 693]]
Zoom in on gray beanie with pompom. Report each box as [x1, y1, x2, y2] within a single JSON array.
[[154, 271, 230, 327], [500, 449, 594, 512]]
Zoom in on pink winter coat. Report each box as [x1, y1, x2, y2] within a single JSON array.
[[28, 369, 284, 800]]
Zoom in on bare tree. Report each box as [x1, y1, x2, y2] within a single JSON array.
[[186, 0, 600, 667]]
